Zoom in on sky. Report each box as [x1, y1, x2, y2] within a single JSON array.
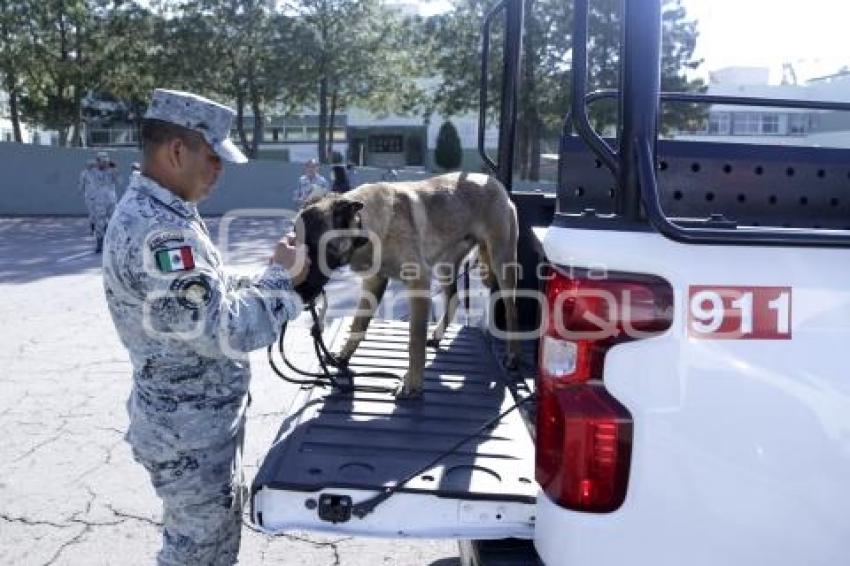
[[683, 0, 850, 83], [398, 0, 850, 84]]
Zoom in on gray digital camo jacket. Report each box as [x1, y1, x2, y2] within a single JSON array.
[[102, 173, 302, 454]]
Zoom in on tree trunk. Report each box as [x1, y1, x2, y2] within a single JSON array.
[[250, 84, 262, 160], [5, 75, 23, 142], [235, 85, 250, 155], [70, 87, 83, 147], [529, 115, 541, 181], [519, 2, 537, 181], [516, 118, 529, 180], [317, 77, 329, 163], [327, 88, 337, 162], [57, 0, 69, 147], [71, 13, 84, 147]]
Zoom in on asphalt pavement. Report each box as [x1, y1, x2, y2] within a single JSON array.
[[0, 216, 460, 566]]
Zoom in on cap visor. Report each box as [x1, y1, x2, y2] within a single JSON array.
[[216, 139, 249, 164]]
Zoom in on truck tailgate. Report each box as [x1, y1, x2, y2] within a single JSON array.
[[252, 317, 537, 539]]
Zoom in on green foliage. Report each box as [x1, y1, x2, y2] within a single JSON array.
[[434, 120, 462, 170], [428, 0, 705, 179], [291, 0, 427, 162], [1, 0, 427, 156]]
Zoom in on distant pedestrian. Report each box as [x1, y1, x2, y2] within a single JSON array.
[[331, 163, 351, 194], [294, 158, 328, 208], [90, 151, 119, 253], [78, 159, 97, 234]]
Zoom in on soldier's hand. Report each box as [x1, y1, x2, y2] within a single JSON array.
[[272, 234, 309, 286]]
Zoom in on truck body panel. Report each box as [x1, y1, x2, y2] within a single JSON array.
[[535, 224, 850, 565]]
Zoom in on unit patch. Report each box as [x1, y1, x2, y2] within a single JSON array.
[[170, 275, 213, 309], [148, 231, 186, 251]]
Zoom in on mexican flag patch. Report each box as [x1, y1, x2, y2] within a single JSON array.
[[155, 246, 195, 273]]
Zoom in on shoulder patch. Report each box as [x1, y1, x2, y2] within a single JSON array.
[[155, 246, 196, 273], [148, 231, 186, 250], [170, 275, 212, 309]]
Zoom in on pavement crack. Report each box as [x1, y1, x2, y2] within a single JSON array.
[[106, 504, 162, 527], [330, 540, 342, 566], [42, 524, 90, 566], [71, 437, 124, 483], [279, 534, 350, 566], [12, 421, 69, 463], [0, 513, 71, 529]]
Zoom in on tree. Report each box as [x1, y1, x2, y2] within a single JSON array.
[[428, 0, 704, 180], [161, 0, 329, 159], [0, 0, 27, 142], [291, 0, 425, 162], [434, 120, 462, 170]]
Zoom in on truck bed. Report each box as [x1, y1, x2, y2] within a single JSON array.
[[252, 317, 537, 539]]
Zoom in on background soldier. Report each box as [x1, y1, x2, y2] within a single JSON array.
[[102, 88, 308, 565], [78, 159, 97, 234], [90, 151, 119, 252]]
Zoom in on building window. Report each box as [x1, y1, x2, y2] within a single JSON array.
[[368, 135, 403, 153], [761, 113, 779, 134], [333, 127, 346, 141], [788, 114, 808, 135], [284, 126, 303, 140], [732, 113, 761, 135], [707, 112, 730, 135]]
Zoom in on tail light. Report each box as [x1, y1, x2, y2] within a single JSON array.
[[536, 266, 673, 513]]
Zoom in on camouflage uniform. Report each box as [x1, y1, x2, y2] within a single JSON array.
[[102, 89, 300, 565], [90, 165, 119, 251], [78, 160, 96, 233]]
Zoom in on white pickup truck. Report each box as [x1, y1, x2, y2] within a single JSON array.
[[251, 1, 850, 564]]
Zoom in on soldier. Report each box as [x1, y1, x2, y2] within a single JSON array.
[[78, 159, 97, 234], [90, 151, 119, 252], [101, 89, 308, 565]]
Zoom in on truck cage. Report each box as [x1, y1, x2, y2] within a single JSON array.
[[478, 0, 850, 247]]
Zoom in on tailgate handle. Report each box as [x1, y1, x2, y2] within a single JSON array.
[[318, 494, 352, 523]]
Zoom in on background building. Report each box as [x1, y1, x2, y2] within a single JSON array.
[[674, 66, 850, 147], [0, 90, 59, 146]]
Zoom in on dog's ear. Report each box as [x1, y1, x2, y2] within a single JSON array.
[[332, 199, 365, 229]]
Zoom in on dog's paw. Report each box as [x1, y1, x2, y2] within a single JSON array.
[[336, 345, 356, 363], [394, 383, 424, 401]]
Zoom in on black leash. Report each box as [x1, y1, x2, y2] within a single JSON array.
[[266, 295, 400, 394]]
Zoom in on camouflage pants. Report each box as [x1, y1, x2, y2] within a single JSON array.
[[132, 430, 245, 566], [92, 199, 115, 242]]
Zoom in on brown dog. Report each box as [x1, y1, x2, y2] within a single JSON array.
[[295, 171, 520, 399]]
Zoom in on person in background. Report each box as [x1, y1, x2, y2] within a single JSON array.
[[294, 158, 328, 208], [90, 151, 119, 253], [78, 159, 97, 234], [331, 162, 351, 194]]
